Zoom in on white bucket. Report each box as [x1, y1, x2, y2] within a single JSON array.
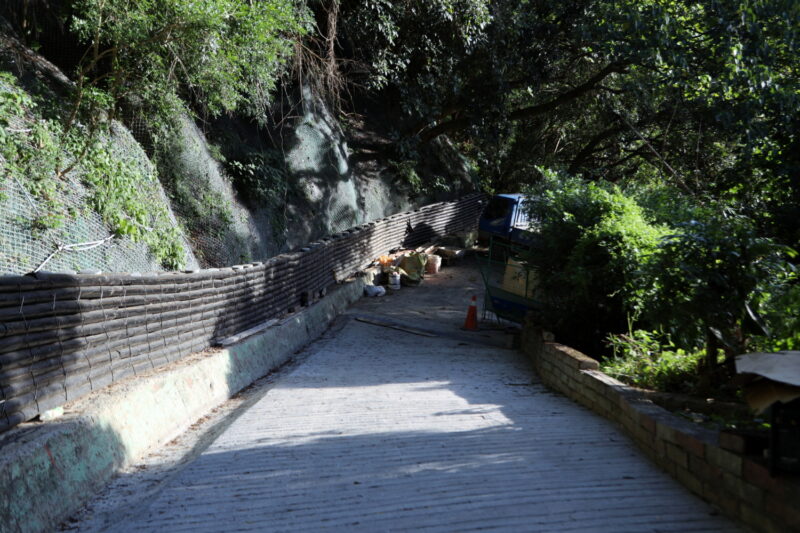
[[426, 254, 442, 274]]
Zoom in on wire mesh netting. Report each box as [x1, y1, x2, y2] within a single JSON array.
[[0, 175, 166, 275]]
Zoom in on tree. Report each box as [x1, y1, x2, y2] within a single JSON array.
[[68, 0, 310, 123]]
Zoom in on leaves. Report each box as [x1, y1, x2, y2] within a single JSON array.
[[70, 0, 310, 120]]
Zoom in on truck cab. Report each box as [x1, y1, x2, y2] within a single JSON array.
[[478, 194, 535, 247]]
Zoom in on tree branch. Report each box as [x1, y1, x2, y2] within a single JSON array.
[[567, 123, 626, 174], [420, 62, 626, 142], [508, 62, 626, 121]]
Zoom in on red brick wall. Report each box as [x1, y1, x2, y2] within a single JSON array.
[[520, 323, 800, 533]]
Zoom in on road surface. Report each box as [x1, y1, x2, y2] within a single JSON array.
[[67, 259, 736, 532]]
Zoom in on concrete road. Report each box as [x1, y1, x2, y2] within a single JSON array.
[[70, 259, 737, 532]]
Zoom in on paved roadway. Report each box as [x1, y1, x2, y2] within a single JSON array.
[[72, 259, 737, 532]]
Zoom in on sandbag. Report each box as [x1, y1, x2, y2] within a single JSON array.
[[399, 252, 427, 286]]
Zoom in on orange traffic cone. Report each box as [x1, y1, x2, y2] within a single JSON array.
[[463, 295, 478, 331]]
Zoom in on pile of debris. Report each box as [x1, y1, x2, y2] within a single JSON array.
[[363, 231, 477, 296]]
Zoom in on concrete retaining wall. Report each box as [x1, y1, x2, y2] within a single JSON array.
[[0, 274, 371, 533], [520, 323, 800, 533]]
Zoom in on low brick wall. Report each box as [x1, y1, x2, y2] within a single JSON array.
[[520, 323, 800, 533]]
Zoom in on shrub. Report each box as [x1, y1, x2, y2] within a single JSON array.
[[523, 170, 669, 354], [603, 329, 706, 394], [642, 215, 797, 373], [1, 71, 186, 269]]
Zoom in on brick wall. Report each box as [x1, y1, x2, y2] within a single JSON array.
[[520, 322, 800, 533]]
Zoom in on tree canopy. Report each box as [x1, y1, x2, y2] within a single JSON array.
[[331, 0, 798, 250], [2, 0, 797, 365]]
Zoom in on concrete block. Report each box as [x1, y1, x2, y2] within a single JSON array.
[[549, 344, 599, 370], [722, 472, 763, 507], [638, 412, 656, 434], [719, 431, 747, 454], [705, 444, 743, 476], [675, 465, 704, 497], [676, 430, 707, 458], [742, 459, 773, 490], [666, 442, 689, 470], [740, 504, 784, 533], [702, 484, 739, 518], [689, 454, 723, 485], [765, 498, 800, 530], [621, 413, 637, 434], [656, 421, 679, 445]]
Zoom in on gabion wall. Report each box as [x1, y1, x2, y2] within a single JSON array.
[[0, 194, 485, 432]]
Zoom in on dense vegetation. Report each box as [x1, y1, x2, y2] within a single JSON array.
[[325, 0, 799, 391], [2, 1, 798, 390], [1, 0, 309, 268]]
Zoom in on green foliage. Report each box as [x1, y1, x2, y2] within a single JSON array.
[[754, 282, 800, 351], [0, 71, 186, 269], [524, 167, 798, 367], [642, 215, 797, 360], [342, 0, 491, 97], [524, 169, 669, 352], [388, 160, 422, 194], [70, 0, 310, 122], [331, 0, 799, 257], [621, 179, 716, 228], [5, 0, 311, 271], [82, 133, 186, 269], [226, 150, 289, 208], [603, 329, 706, 394], [225, 148, 289, 240]]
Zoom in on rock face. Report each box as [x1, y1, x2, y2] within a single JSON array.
[[156, 85, 477, 267], [0, 30, 477, 273], [281, 86, 419, 250]]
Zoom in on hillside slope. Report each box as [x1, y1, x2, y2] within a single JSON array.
[[0, 25, 476, 274]]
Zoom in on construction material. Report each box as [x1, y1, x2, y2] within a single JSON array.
[[364, 285, 386, 297], [215, 319, 279, 347], [399, 252, 427, 286], [425, 254, 442, 275], [436, 246, 466, 265]]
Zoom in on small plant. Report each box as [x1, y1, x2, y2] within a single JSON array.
[[389, 159, 423, 194], [31, 211, 65, 233], [1, 72, 187, 270], [603, 328, 706, 394], [225, 149, 289, 242], [226, 150, 289, 208]]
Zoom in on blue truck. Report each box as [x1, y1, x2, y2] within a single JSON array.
[[478, 193, 536, 248], [477, 193, 541, 322]]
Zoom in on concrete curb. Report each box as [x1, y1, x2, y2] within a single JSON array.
[[0, 275, 372, 533]]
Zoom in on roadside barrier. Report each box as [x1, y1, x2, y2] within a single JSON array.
[[0, 194, 485, 432]]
